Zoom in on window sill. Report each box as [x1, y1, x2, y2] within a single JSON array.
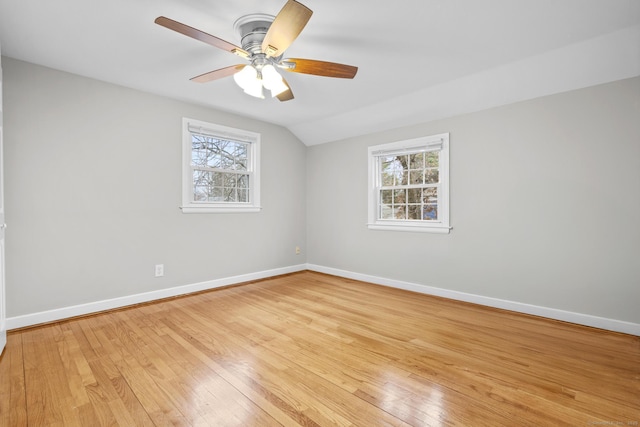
[[181, 205, 262, 214], [367, 223, 451, 234]]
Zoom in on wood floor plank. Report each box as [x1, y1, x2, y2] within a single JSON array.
[[157, 322, 307, 427], [279, 275, 640, 421], [227, 282, 527, 425], [172, 299, 412, 427], [0, 333, 27, 427], [2, 271, 639, 426], [22, 325, 88, 426], [159, 312, 327, 425], [99, 299, 284, 426]]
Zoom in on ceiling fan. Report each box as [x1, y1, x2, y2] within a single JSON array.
[[155, 0, 358, 101]]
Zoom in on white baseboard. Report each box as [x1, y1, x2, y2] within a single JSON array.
[[8, 263, 639, 336], [6, 264, 307, 330], [306, 264, 640, 336]]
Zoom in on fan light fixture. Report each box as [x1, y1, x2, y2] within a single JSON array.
[[233, 64, 287, 99], [261, 64, 288, 96], [155, 1, 358, 103]]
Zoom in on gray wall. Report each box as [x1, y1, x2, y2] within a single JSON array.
[[4, 55, 639, 326], [307, 76, 640, 324], [3, 57, 307, 317]]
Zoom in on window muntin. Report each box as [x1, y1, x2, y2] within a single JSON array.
[[182, 118, 260, 213], [191, 135, 250, 203], [378, 150, 440, 221], [368, 133, 450, 233]]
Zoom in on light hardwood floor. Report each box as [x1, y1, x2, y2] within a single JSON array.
[[1, 271, 638, 426]]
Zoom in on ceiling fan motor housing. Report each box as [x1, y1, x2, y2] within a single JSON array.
[[234, 14, 275, 56]]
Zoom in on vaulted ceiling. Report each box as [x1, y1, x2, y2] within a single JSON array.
[[1, 0, 638, 145]]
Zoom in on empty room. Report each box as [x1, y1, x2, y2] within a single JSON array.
[[0, 0, 638, 425]]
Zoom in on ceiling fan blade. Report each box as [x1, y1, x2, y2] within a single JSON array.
[[262, 1, 312, 58], [276, 78, 294, 102], [190, 65, 246, 83], [155, 16, 249, 58], [282, 58, 358, 79]]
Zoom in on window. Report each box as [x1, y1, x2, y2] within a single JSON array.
[[368, 133, 450, 233], [182, 118, 260, 213]]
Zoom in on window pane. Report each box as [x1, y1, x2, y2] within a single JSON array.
[[426, 151, 439, 167], [395, 156, 409, 186], [409, 170, 423, 185], [425, 169, 439, 184], [223, 187, 237, 202], [192, 149, 208, 167], [394, 206, 407, 220], [381, 156, 397, 172], [212, 187, 224, 201], [193, 169, 211, 186], [408, 188, 421, 203], [223, 173, 237, 187], [407, 205, 421, 220], [192, 137, 223, 168], [409, 152, 424, 169], [423, 187, 438, 203], [380, 189, 393, 204], [212, 172, 224, 187], [423, 187, 438, 220], [381, 156, 408, 186], [395, 170, 408, 186], [191, 134, 249, 172], [393, 189, 406, 204], [191, 136, 207, 167], [191, 170, 250, 203], [194, 186, 208, 202], [195, 184, 225, 202], [219, 141, 234, 169], [380, 204, 393, 219], [381, 170, 395, 186], [233, 144, 248, 170], [423, 204, 438, 220]]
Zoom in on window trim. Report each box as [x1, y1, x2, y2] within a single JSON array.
[[367, 133, 451, 233], [181, 118, 261, 214]]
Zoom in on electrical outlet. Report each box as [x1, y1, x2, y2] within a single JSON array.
[[155, 264, 164, 277], [295, 246, 301, 255]]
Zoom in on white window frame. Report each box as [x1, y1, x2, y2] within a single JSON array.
[[367, 133, 450, 233], [181, 118, 261, 214]]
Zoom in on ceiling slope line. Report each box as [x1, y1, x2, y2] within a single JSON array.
[[289, 24, 640, 146]]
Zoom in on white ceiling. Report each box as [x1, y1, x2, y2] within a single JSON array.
[[1, 0, 639, 145]]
